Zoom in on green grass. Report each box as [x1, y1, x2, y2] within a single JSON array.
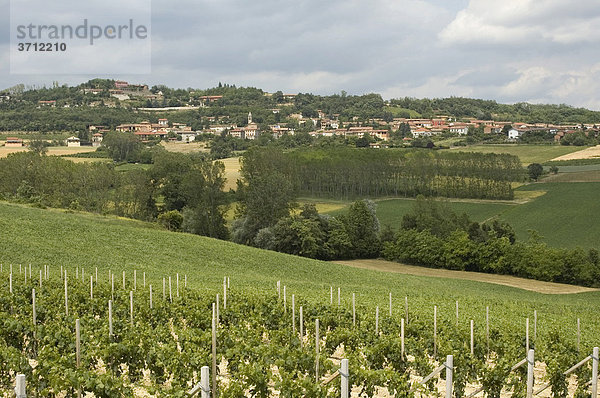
[[327, 198, 514, 229], [114, 163, 152, 172], [387, 106, 422, 118], [544, 158, 600, 166], [447, 145, 585, 165], [500, 183, 600, 248]]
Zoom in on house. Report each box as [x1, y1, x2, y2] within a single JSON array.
[[198, 95, 223, 103], [369, 142, 390, 149], [244, 123, 259, 140], [411, 128, 433, 138], [180, 132, 197, 142], [448, 123, 469, 135], [38, 100, 56, 107], [92, 133, 103, 147], [134, 131, 168, 141], [508, 129, 523, 140], [5, 137, 23, 147], [82, 88, 104, 95], [229, 128, 245, 139], [370, 130, 390, 141], [114, 80, 129, 89], [157, 118, 168, 127], [66, 136, 81, 147]]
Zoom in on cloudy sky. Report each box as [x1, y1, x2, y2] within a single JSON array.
[[1, 0, 600, 109]]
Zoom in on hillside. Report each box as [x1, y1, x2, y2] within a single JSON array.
[[1, 201, 599, 333]]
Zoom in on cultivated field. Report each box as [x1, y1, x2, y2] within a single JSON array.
[[220, 156, 241, 191], [551, 144, 600, 161], [0, 145, 96, 158], [160, 141, 209, 154], [326, 179, 599, 250], [449, 144, 584, 165]]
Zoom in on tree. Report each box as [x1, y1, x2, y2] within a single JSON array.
[[342, 200, 381, 258], [28, 139, 48, 155], [233, 171, 295, 244], [102, 131, 142, 162], [158, 210, 183, 231], [180, 161, 230, 239], [527, 163, 544, 181]]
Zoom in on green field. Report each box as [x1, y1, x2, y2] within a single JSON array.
[[0, 201, 597, 394], [387, 106, 422, 118], [114, 163, 152, 172], [326, 181, 600, 250], [448, 145, 585, 165], [327, 198, 514, 229], [501, 182, 600, 248]]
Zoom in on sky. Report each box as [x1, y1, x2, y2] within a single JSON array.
[[1, 0, 600, 109]]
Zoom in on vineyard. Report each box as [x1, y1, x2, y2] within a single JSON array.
[[1, 264, 598, 397]]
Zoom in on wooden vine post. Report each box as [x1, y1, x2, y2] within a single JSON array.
[[212, 303, 217, 398], [315, 318, 320, 383], [352, 293, 356, 327]]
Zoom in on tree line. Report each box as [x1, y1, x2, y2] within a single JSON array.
[[240, 147, 524, 200], [0, 151, 230, 239], [382, 197, 600, 287]]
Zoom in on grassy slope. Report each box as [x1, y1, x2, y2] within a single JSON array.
[[501, 183, 600, 248], [327, 181, 600, 250], [1, 201, 598, 344], [449, 145, 584, 165]]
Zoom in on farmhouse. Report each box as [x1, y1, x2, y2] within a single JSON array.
[[92, 133, 103, 147], [66, 136, 81, 147], [5, 137, 23, 147]]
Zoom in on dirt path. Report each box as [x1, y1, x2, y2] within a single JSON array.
[[333, 259, 597, 294]]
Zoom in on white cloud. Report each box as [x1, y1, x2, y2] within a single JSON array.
[[439, 0, 600, 46]]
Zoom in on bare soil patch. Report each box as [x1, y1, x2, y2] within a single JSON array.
[[334, 259, 597, 294]]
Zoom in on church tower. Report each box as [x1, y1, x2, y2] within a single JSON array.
[[248, 112, 253, 124]]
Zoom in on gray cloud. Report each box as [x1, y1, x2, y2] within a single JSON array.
[[1, 0, 599, 109]]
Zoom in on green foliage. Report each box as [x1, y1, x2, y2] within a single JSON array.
[[342, 200, 381, 258], [383, 197, 600, 287], [28, 139, 49, 155], [241, 147, 523, 201], [102, 131, 143, 162], [560, 131, 596, 146], [527, 163, 544, 181], [158, 210, 183, 231], [233, 148, 296, 244]]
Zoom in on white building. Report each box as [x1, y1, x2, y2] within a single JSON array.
[[66, 136, 81, 147], [180, 132, 197, 142], [508, 129, 523, 140]]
